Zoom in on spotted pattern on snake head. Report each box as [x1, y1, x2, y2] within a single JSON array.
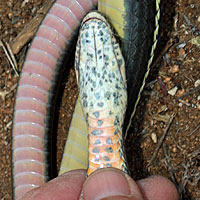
[[75, 11, 128, 175]]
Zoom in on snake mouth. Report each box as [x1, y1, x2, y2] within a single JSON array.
[[81, 11, 110, 27]]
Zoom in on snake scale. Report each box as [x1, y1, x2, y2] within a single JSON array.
[[12, 0, 160, 198]]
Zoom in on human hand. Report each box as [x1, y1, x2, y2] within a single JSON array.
[[20, 168, 179, 200]]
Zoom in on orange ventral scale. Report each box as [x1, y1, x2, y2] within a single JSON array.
[[75, 11, 128, 175]]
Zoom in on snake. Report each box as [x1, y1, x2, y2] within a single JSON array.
[[11, 0, 160, 199], [59, 0, 160, 175], [75, 11, 128, 174]]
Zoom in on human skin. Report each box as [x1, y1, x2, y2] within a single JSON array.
[[19, 168, 179, 200]]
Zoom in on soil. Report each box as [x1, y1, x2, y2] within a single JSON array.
[[0, 0, 199, 199]]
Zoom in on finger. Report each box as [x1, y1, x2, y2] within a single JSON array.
[[137, 175, 179, 200], [20, 169, 86, 200], [82, 168, 143, 200], [101, 196, 138, 200]]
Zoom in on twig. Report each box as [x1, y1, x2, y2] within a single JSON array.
[[184, 14, 192, 27], [188, 124, 200, 136], [163, 144, 176, 183], [178, 99, 191, 106], [0, 40, 19, 76], [4, 121, 12, 131], [145, 80, 157, 89], [183, 14, 198, 32], [182, 150, 200, 188], [0, 83, 17, 101], [10, 0, 55, 54], [163, 144, 184, 199], [151, 38, 174, 68], [178, 85, 200, 99], [156, 77, 168, 96], [6, 42, 18, 71], [147, 113, 175, 167]]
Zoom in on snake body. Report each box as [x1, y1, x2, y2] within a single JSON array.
[[12, 1, 98, 199], [60, 0, 160, 174], [75, 12, 128, 174]]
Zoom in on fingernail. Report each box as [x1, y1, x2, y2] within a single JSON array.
[[82, 168, 132, 200]]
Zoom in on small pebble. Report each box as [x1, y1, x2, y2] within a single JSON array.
[[190, 4, 194, 8], [8, 12, 13, 19], [32, 7, 36, 13], [14, 21, 22, 28], [184, 80, 188, 84], [168, 86, 178, 96], [172, 146, 177, 153], [176, 43, 186, 49], [194, 79, 200, 87], [185, 99, 189, 103], [190, 36, 200, 47], [178, 48, 186, 57], [164, 77, 171, 83], [176, 89, 185, 97], [169, 65, 179, 73], [151, 133, 157, 144], [157, 105, 168, 113], [141, 128, 147, 134]]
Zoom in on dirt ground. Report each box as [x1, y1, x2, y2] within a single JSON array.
[[0, 0, 199, 199]]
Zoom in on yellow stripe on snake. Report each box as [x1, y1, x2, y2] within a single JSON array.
[[59, 0, 160, 175]]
